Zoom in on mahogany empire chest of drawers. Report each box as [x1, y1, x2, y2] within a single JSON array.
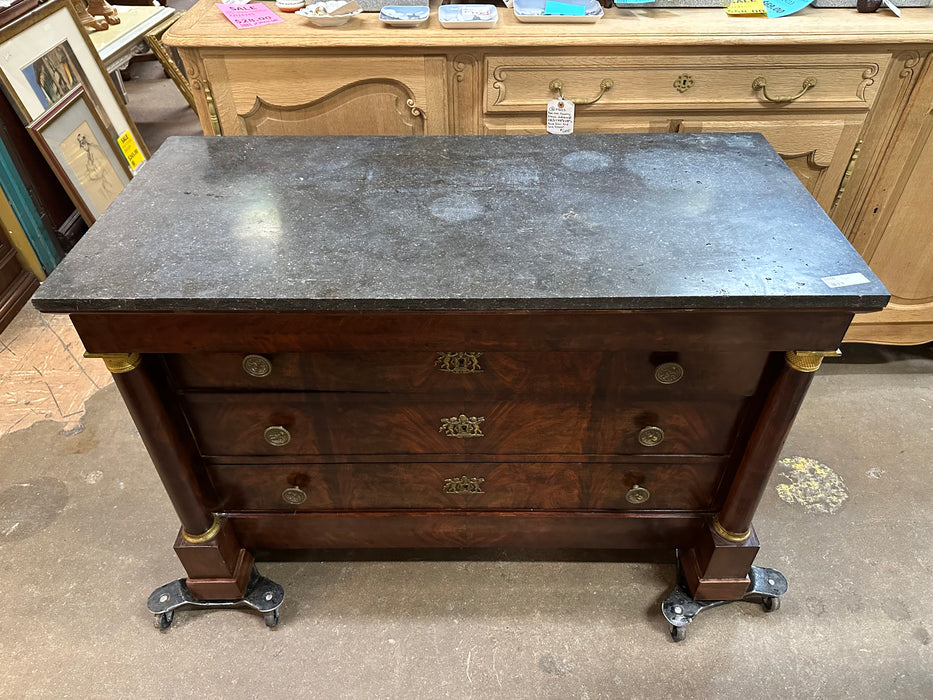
[[32, 133, 888, 638]]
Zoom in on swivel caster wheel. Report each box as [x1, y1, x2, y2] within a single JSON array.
[[156, 610, 174, 629], [762, 596, 781, 613], [669, 624, 686, 642], [264, 609, 280, 628]]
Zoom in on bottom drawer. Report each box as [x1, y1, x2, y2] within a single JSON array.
[[208, 460, 727, 512]]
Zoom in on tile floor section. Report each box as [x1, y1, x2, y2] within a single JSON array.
[[0, 306, 112, 438]]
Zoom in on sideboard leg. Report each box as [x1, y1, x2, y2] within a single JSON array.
[[173, 518, 255, 600], [662, 556, 787, 642], [147, 565, 285, 630]]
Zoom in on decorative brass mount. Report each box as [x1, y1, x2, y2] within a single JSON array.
[[549, 78, 613, 105], [435, 352, 483, 374], [282, 486, 307, 505], [626, 485, 650, 504], [439, 414, 485, 438], [752, 76, 817, 103], [182, 514, 222, 544], [712, 515, 751, 543], [443, 476, 485, 494], [785, 349, 842, 373], [83, 352, 142, 374]]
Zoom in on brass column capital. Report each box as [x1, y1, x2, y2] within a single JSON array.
[[784, 349, 841, 373], [712, 515, 751, 543], [84, 352, 142, 373], [182, 514, 222, 544]]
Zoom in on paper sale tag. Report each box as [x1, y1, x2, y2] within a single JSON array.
[[216, 3, 283, 29], [724, 0, 766, 14], [821, 272, 870, 288], [546, 99, 574, 135], [118, 130, 145, 172]]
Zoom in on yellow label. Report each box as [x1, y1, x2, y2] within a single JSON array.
[[724, 0, 767, 14], [118, 130, 145, 171]]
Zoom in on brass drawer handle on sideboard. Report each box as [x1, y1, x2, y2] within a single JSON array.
[[752, 76, 817, 104], [439, 414, 485, 438], [264, 425, 292, 446], [638, 426, 665, 447], [242, 354, 273, 378], [549, 78, 614, 105], [435, 351, 484, 373]]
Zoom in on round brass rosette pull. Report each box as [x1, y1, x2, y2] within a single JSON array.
[[264, 425, 291, 446], [654, 362, 684, 385], [638, 426, 665, 447], [282, 486, 307, 505], [626, 485, 651, 505], [242, 354, 273, 378]]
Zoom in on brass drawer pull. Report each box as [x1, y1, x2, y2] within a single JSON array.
[[654, 362, 684, 385], [626, 485, 650, 505], [752, 76, 817, 104], [242, 354, 272, 378], [439, 414, 485, 438], [638, 426, 665, 447], [443, 476, 486, 494], [549, 78, 613, 106], [282, 486, 307, 505], [435, 351, 483, 374], [264, 425, 291, 446]]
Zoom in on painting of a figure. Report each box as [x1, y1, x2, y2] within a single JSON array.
[[22, 42, 82, 111], [59, 121, 122, 214]]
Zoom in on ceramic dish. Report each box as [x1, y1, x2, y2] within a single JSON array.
[[379, 5, 429, 25], [513, 0, 603, 22], [296, 1, 363, 26], [437, 4, 498, 28]]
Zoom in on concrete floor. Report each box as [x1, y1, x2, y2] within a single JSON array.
[[2, 19, 932, 698]]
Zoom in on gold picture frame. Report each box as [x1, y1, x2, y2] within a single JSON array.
[[145, 12, 197, 113]]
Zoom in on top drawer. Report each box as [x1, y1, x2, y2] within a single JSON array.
[[164, 350, 769, 397], [486, 53, 887, 114]]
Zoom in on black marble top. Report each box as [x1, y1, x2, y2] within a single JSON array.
[[33, 134, 889, 313]]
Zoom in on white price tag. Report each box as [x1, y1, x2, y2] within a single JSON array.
[[882, 0, 901, 16], [822, 272, 870, 288], [546, 99, 575, 135]]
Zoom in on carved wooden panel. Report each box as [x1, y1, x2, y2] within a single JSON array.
[[237, 81, 425, 136]]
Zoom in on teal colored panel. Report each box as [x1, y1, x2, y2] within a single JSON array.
[[0, 139, 61, 273]]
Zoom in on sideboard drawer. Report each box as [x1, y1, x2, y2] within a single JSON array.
[[165, 350, 768, 397], [485, 53, 885, 114], [208, 459, 728, 512], [182, 393, 747, 458]]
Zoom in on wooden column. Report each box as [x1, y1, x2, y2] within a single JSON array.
[[95, 352, 253, 600], [683, 349, 837, 600]]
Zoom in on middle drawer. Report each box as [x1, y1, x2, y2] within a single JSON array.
[[182, 393, 747, 458]]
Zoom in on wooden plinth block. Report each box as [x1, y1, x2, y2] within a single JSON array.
[[682, 522, 760, 601], [173, 520, 254, 600]]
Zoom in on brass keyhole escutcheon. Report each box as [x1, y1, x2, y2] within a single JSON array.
[[439, 414, 485, 439], [654, 362, 685, 385], [673, 74, 694, 93], [242, 354, 272, 378], [638, 426, 665, 447], [435, 351, 483, 374], [282, 486, 307, 505], [626, 485, 650, 505], [264, 425, 291, 446]]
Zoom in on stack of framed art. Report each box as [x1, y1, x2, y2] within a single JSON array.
[[0, 0, 149, 224]]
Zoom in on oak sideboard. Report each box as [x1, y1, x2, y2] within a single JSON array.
[[164, 4, 933, 345]]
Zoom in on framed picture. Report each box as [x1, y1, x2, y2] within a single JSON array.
[[0, 0, 148, 168], [28, 86, 130, 224]]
